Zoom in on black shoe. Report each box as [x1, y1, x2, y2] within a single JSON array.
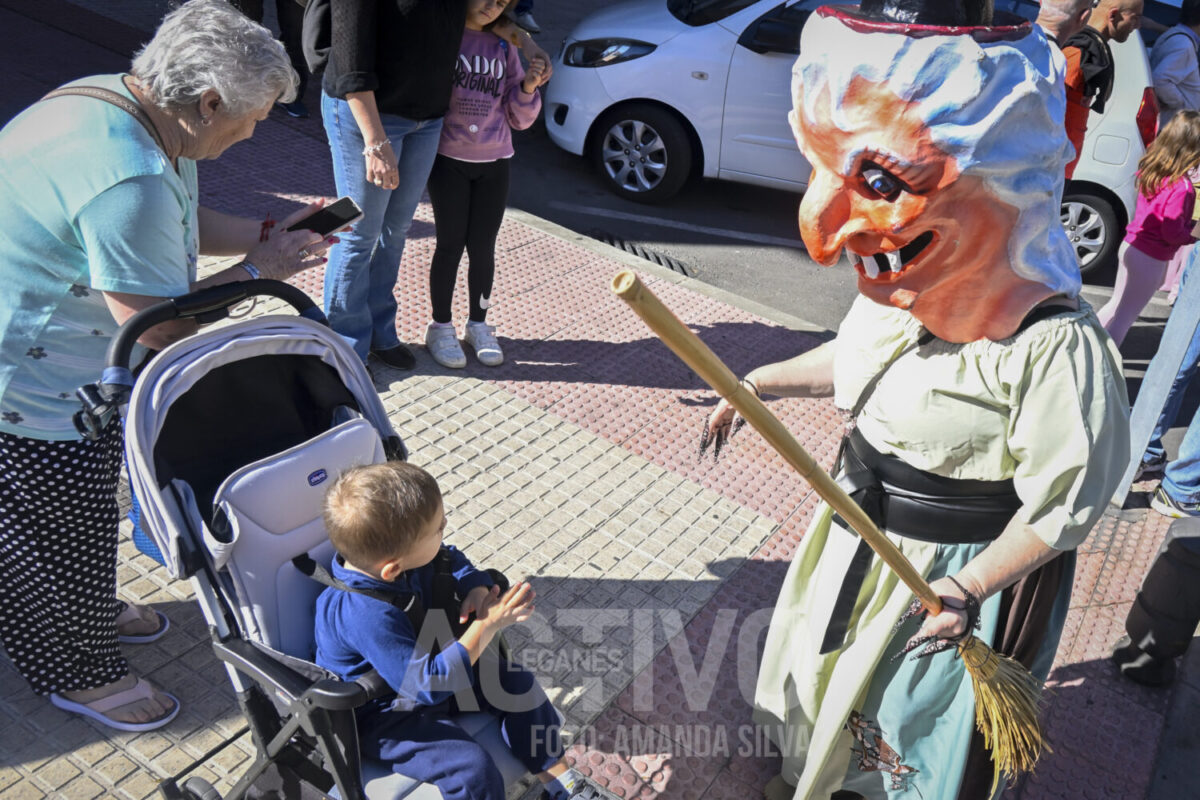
[[1111, 634, 1177, 687], [277, 99, 309, 118], [370, 344, 416, 370]]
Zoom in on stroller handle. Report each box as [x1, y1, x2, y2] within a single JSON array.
[[106, 279, 325, 374], [73, 279, 325, 440]]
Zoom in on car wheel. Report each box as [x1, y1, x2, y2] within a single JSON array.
[[590, 104, 692, 203], [1061, 190, 1120, 278]]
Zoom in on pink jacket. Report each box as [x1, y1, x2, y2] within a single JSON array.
[[437, 29, 542, 162], [1124, 174, 1197, 260]]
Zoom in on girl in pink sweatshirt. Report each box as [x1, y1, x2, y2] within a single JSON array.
[[1098, 111, 1200, 346], [423, 0, 547, 369]]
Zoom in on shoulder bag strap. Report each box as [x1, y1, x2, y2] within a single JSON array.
[[40, 85, 167, 155]]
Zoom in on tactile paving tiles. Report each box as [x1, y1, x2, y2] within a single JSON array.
[[1089, 509, 1172, 608], [381, 376, 778, 723], [592, 554, 799, 798], [1011, 664, 1165, 800], [563, 706, 726, 799]]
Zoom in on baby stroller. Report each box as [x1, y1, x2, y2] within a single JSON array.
[[76, 280, 530, 800]]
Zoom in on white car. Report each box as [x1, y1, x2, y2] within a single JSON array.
[[544, 0, 1159, 275]]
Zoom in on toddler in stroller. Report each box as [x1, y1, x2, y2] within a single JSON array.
[[314, 461, 620, 800], [78, 280, 610, 799]]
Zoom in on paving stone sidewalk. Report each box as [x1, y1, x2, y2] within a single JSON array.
[[2, 2, 1198, 799]]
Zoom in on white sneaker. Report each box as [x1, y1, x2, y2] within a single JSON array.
[[514, 11, 540, 33], [464, 322, 504, 366], [424, 323, 466, 368]]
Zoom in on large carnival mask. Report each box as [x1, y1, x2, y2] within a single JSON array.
[[793, 0, 1080, 342]]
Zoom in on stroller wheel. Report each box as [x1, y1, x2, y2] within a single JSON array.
[[182, 777, 222, 800]]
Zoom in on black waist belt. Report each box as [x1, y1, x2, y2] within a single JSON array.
[[820, 428, 1021, 653]]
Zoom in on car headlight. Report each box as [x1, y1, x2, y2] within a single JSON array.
[[563, 39, 656, 67]]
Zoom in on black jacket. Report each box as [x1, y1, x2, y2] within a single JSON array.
[[324, 0, 467, 120]]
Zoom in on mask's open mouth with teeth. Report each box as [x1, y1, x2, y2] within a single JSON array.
[[848, 231, 936, 280]]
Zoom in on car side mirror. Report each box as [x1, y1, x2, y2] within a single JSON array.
[[739, 18, 802, 55]]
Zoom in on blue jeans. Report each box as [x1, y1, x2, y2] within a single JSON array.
[[320, 91, 443, 361], [1147, 248, 1200, 501]]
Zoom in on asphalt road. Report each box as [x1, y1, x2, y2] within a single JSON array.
[[505, 1, 863, 332], [505, 1, 1130, 334]]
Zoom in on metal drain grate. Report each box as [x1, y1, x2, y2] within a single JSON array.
[[587, 229, 691, 276]]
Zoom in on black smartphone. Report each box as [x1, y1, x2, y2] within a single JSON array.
[[285, 196, 364, 237]]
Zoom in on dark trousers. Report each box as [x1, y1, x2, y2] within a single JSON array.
[[361, 657, 561, 800], [230, 0, 309, 96], [1126, 516, 1200, 660], [426, 155, 510, 323]]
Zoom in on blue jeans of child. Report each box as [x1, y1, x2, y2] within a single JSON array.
[[320, 91, 443, 361], [1144, 249, 1200, 501], [360, 657, 561, 800]]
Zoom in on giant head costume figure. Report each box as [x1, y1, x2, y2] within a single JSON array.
[[793, 0, 1078, 342]]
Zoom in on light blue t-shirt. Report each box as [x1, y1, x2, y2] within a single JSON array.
[[0, 74, 198, 440]]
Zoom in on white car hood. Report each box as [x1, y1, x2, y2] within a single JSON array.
[[566, 0, 689, 46]]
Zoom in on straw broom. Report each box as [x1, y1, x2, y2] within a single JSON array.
[[611, 270, 1045, 788]]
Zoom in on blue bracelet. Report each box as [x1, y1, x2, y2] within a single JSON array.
[[238, 260, 260, 280]]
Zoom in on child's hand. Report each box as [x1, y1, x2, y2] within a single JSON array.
[[475, 581, 536, 630], [523, 56, 550, 93], [459, 584, 500, 625]]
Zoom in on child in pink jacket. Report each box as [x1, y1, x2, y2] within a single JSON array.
[[1098, 111, 1200, 346], [422, 0, 549, 369]]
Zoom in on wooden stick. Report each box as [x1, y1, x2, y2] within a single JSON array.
[[611, 270, 943, 614]]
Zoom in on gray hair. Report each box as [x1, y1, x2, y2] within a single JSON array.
[[1036, 0, 1094, 28], [794, 13, 1080, 296], [131, 0, 298, 116]]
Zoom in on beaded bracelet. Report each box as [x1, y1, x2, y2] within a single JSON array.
[[362, 139, 392, 157]]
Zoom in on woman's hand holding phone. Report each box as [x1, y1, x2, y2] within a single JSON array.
[[243, 199, 333, 280]]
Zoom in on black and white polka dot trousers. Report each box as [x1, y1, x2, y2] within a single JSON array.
[[0, 423, 127, 695]]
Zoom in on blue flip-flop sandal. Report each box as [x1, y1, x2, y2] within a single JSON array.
[[50, 677, 180, 732], [115, 602, 170, 644]]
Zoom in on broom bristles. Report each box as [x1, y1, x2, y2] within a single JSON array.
[[958, 635, 1048, 794]]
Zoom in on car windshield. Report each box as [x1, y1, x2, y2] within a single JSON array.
[[667, 0, 762, 26]]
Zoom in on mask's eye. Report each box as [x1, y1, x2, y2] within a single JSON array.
[[863, 167, 901, 199]]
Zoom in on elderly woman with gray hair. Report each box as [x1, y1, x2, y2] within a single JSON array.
[[0, 0, 331, 732]]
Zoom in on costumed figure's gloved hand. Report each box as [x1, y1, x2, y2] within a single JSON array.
[[699, 378, 759, 462], [892, 575, 981, 661]]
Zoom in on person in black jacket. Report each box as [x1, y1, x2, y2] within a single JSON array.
[[320, 0, 548, 372], [231, 0, 311, 117]]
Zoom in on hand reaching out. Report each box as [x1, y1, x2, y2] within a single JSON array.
[[474, 581, 536, 631], [459, 584, 501, 625]]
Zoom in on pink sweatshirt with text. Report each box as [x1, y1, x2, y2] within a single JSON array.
[[437, 29, 542, 162], [1124, 174, 1197, 260]]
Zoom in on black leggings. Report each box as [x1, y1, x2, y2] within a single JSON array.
[[426, 154, 510, 323]]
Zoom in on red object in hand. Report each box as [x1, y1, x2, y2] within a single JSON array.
[[259, 213, 276, 242]]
